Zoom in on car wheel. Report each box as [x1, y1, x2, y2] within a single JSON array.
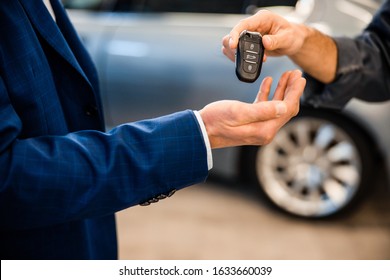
[[242, 108, 375, 218]]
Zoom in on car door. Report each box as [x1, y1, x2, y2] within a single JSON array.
[[101, 1, 262, 128]]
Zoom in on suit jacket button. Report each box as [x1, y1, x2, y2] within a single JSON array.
[[167, 189, 176, 197], [140, 201, 151, 206], [157, 194, 167, 200], [85, 105, 98, 116]]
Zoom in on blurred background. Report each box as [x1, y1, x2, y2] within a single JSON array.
[[116, 174, 390, 259], [63, 0, 390, 259]]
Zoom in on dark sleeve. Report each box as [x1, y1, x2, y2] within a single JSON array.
[[302, 0, 390, 109], [0, 70, 208, 230]]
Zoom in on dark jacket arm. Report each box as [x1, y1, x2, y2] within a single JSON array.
[[302, 1, 390, 109]]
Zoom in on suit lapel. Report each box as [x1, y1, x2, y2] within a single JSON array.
[[49, 0, 100, 92], [18, 0, 90, 84]]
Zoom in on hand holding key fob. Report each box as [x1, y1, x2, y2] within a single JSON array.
[[235, 30, 264, 83]]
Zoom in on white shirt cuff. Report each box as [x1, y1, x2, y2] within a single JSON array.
[[193, 110, 213, 170]]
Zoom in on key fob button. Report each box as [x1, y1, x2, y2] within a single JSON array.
[[244, 41, 260, 53], [235, 30, 264, 83], [243, 62, 258, 74], [244, 52, 259, 62]]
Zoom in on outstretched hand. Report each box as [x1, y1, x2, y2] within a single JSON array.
[[199, 70, 306, 149]]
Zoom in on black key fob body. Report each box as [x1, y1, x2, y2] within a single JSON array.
[[235, 30, 264, 83]]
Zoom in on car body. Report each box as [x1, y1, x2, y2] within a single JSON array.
[[63, 0, 390, 218]]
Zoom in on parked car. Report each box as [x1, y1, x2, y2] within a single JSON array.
[[63, 0, 390, 218]]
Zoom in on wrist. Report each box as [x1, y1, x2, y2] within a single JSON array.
[[289, 25, 337, 83], [288, 23, 313, 60], [193, 110, 213, 169]]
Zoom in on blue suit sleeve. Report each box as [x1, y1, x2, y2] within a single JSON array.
[[0, 75, 208, 230]]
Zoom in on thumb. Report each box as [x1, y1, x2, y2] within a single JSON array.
[[245, 101, 287, 123], [269, 101, 288, 118], [262, 34, 278, 51]]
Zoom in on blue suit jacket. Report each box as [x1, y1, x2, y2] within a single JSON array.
[[0, 0, 208, 259]]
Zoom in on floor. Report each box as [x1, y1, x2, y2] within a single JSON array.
[[116, 174, 390, 260]]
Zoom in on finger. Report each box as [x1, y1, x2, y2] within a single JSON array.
[[284, 70, 306, 103], [242, 100, 287, 124], [230, 10, 286, 50], [255, 76, 273, 103], [283, 70, 306, 115], [222, 34, 236, 61], [228, 122, 275, 146], [289, 69, 304, 82], [229, 25, 245, 49], [222, 34, 230, 49], [229, 23, 258, 49], [222, 45, 235, 62], [273, 71, 291, 100]]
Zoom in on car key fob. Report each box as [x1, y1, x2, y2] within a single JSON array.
[[235, 30, 264, 83]]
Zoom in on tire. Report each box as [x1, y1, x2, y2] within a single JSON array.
[[241, 108, 376, 218]]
